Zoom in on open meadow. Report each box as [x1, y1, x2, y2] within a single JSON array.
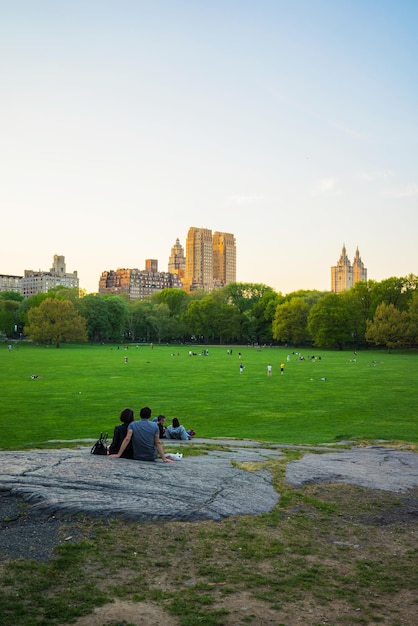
[[1, 342, 417, 449]]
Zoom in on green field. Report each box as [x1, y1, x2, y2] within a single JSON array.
[[1, 342, 417, 449]]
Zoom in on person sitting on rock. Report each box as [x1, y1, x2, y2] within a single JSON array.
[[165, 417, 191, 441], [156, 414, 167, 439], [110, 406, 174, 463], [108, 408, 135, 459]]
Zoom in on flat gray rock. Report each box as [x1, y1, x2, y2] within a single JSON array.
[[1, 444, 417, 525], [286, 446, 418, 492], [0, 446, 280, 522]]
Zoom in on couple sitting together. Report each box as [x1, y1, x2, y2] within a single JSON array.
[[108, 407, 194, 463]]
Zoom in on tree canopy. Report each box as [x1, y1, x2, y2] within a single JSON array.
[[24, 298, 87, 347], [5, 275, 418, 349]]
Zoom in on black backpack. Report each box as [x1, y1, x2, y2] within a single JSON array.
[[90, 432, 108, 455]]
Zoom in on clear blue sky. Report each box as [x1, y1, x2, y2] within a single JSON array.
[[1, 0, 417, 294]]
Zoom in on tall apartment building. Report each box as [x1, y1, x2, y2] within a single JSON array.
[[213, 231, 236, 287], [331, 245, 367, 293], [99, 261, 182, 299], [22, 255, 79, 298], [183, 227, 213, 292], [168, 238, 186, 280], [183, 227, 236, 293]]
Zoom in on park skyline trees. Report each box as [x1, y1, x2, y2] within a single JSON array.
[[2, 275, 418, 349]]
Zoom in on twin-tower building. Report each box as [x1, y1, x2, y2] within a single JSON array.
[[331, 244, 367, 293], [169, 228, 237, 292]]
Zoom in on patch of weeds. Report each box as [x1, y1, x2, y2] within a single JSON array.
[[166, 592, 229, 626], [0, 561, 109, 626], [356, 557, 418, 593], [232, 460, 268, 471]]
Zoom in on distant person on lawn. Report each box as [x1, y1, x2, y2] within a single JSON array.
[[110, 406, 174, 462], [108, 408, 134, 458]]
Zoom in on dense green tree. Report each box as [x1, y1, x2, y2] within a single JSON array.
[[77, 295, 110, 342], [282, 289, 326, 306], [0, 299, 20, 337], [47, 286, 83, 302], [182, 299, 206, 341], [402, 273, 418, 293], [24, 298, 87, 347], [18, 292, 50, 324], [125, 301, 142, 343], [308, 293, 354, 349], [407, 291, 418, 346], [201, 294, 241, 343], [273, 297, 310, 345], [151, 289, 190, 317], [103, 295, 129, 342], [223, 282, 272, 313], [0, 291, 24, 302], [223, 283, 272, 341], [248, 289, 282, 344], [77, 294, 128, 342], [365, 302, 410, 349], [369, 277, 412, 312], [338, 285, 373, 348], [181, 291, 241, 344], [126, 300, 153, 342], [146, 303, 180, 343]]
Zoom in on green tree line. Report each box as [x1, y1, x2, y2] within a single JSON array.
[[1, 275, 418, 349]]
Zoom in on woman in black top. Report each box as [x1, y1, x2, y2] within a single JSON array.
[[108, 408, 134, 458]]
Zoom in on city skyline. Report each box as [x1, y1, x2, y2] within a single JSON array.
[[1, 1, 417, 295], [0, 241, 398, 299]]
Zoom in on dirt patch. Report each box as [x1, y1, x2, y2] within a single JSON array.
[[213, 590, 418, 625], [71, 590, 418, 626], [73, 600, 179, 626]]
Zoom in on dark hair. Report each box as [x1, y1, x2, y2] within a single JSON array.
[[120, 408, 134, 424], [157, 414, 166, 423], [140, 406, 152, 420], [172, 417, 180, 428]]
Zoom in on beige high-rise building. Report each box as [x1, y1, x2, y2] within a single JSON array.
[[184, 227, 214, 292], [183, 227, 236, 293], [168, 238, 186, 280], [213, 231, 236, 287], [331, 244, 367, 293]]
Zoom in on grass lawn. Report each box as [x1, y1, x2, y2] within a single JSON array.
[[1, 342, 417, 449], [1, 343, 417, 626]]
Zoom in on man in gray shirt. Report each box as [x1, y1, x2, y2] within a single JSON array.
[[111, 406, 174, 463]]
